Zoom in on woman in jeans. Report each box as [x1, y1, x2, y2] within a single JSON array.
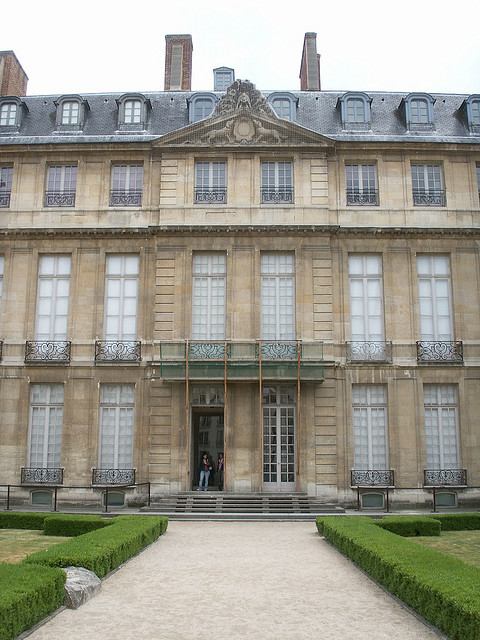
[[198, 453, 212, 491]]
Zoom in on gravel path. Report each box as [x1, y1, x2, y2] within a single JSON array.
[[28, 521, 442, 640]]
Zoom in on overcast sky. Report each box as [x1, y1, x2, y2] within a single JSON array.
[[3, 0, 480, 96]]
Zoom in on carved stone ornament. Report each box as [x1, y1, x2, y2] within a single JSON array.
[[214, 80, 275, 118], [199, 115, 287, 145]]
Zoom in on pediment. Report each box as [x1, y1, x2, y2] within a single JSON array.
[[153, 79, 334, 148]]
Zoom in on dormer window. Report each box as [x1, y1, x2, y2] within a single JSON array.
[[61, 101, 79, 125], [55, 96, 88, 131], [462, 95, 480, 133], [189, 94, 216, 124], [117, 94, 150, 130], [404, 93, 435, 130], [213, 67, 235, 91], [338, 93, 372, 130], [0, 102, 17, 126], [268, 93, 297, 122], [124, 99, 142, 124]]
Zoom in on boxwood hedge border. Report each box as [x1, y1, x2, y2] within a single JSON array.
[[0, 513, 168, 640], [316, 514, 480, 640]]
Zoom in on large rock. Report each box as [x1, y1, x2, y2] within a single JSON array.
[[63, 567, 101, 609]]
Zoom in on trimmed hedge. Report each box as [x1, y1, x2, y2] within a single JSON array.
[[0, 512, 48, 530], [0, 563, 65, 640], [43, 514, 113, 537], [25, 516, 168, 577], [428, 513, 480, 531], [316, 516, 480, 640], [376, 515, 441, 537]]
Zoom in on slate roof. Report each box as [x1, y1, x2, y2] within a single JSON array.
[[0, 90, 479, 146]]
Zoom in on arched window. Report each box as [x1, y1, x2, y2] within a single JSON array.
[[404, 93, 435, 129], [55, 95, 88, 130], [268, 93, 297, 122], [116, 94, 150, 129], [338, 93, 372, 129], [189, 94, 217, 124]]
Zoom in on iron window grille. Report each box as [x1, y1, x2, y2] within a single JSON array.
[[416, 341, 463, 363], [21, 467, 64, 485], [95, 340, 141, 363], [25, 341, 71, 363], [0, 166, 13, 207], [346, 341, 392, 363], [110, 164, 144, 207], [423, 469, 467, 486], [45, 165, 77, 207], [351, 469, 395, 486], [92, 468, 136, 485]]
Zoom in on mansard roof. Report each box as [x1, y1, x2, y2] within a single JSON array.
[[0, 85, 479, 146]]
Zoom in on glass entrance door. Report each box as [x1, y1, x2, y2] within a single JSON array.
[[263, 385, 295, 492], [192, 410, 224, 491]]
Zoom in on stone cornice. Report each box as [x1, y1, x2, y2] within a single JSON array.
[[0, 225, 479, 240]]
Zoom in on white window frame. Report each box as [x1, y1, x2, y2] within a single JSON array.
[[191, 253, 226, 340], [346, 98, 367, 123], [0, 103, 17, 126], [261, 161, 293, 203], [0, 166, 13, 198], [194, 161, 226, 202], [261, 253, 295, 341], [345, 164, 378, 201], [110, 164, 144, 193], [46, 165, 77, 194], [104, 254, 139, 341], [61, 101, 80, 125], [191, 96, 215, 123], [409, 98, 430, 124], [424, 384, 460, 470], [35, 255, 71, 341], [417, 255, 453, 341], [352, 385, 388, 470], [263, 385, 296, 488], [348, 255, 385, 342], [124, 99, 142, 124], [99, 384, 135, 469], [28, 384, 64, 469]]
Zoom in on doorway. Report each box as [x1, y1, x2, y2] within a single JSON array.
[[191, 409, 224, 491]]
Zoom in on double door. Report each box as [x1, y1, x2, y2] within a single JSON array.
[[263, 386, 296, 491]]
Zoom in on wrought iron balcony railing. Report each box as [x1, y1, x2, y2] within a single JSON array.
[[21, 467, 64, 485], [416, 341, 463, 363], [44, 191, 76, 207], [412, 189, 446, 206], [194, 188, 227, 204], [0, 191, 11, 207], [346, 189, 379, 206], [92, 468, 136, 485], [346, 341, 392, 363], [351, 469, 395, 486], [25, 341, 71, 363], [424, 469, 467, 486], [95, 340, 142, 363], [261, 187, 294, 204], [159, 340, 324, 381], [109, 190, 142, 206]]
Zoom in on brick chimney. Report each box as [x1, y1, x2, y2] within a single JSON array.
[[299, 33, 321, 91], [0, 51, 28, 96], [164, 35, 193, 91]]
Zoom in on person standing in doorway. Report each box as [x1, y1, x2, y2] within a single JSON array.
[[217, 452, 225, 491], [198, 453, 212, 491]]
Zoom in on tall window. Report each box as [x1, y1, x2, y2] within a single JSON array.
[[411, 164, 445, 206], [417, 255, 453, 341], [124, 99, 142, 124], [110, 164, 143, 206], [348, 255, 385, 359], [424, 385, 459, 469], [261, 161, 293, 204], [192, 253, 226, 340], [0, 103, 17, 126], [61, 101, 80, 125], [0, 166, 13, 207], [409, 98, 429, 124], [45, 165, 77, 207], [194, 161, 226, 203], [345, 164, 378, 205], [352, 385, 388, 470], [35, 255, 71, 341], [263, 385, 295, 487], [471, 100, 480, 125], [261, 253, 295, 340], [28, 384, 64, 469], [99, 385, 135, 469], [104, 255, 139, 340], [271, 98, 293, 121]]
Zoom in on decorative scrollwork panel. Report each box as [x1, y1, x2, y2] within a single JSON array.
[[346, 341, 392, 363], [351, 469, 394, 486], [109, 191, 142, 206], [188, 342, 226, 360], [424, 469, 467, 486], [44, 191, 76, 207], [25, 341, 71, 363], [416, 341, 463, 363], [95, 341, 141, 362], [92, 468, 136, 485], [260, 341, 298, 360], [21, 467, 64, 484]]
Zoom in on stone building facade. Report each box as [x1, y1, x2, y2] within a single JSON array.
[[0, 35, 479, 509]]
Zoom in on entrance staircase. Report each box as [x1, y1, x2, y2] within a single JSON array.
[[141, 492, 344, 520]]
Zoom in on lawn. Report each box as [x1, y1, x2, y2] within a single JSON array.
[[0, 529, 69, 564], [412, 530, 480, 569]]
